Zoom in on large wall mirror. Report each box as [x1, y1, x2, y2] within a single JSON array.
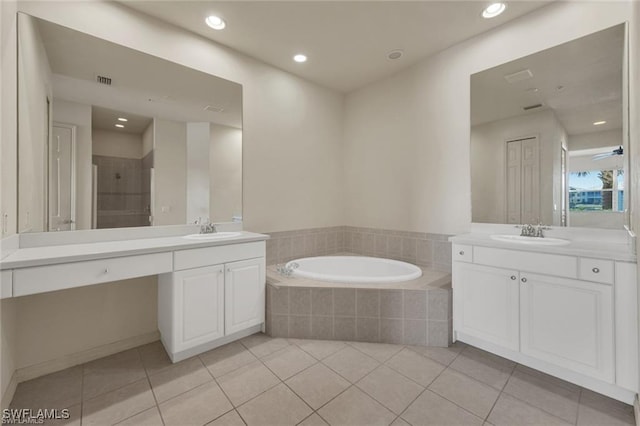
[[17, 13, 242, 233], [471, 24, 628, 229]]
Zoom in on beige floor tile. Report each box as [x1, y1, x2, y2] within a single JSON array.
[[240, 333, 290, 358], [429, 369, 500, 419], [262, 345, 317, 380], [237, 383, 312, 425], [207, 410, 246, 426], [401, 390, 483, 426], [82, 379, 156, 426], [318, 387, 396, 426], [487, 393, 572, 426], [449, 346, 515, 390], [292, 339, 347, 360], [10, 366, 82, 410], [322, 346, 380, 383], [406, 341, 467, 366], [137, 341, 173, 376], [159, 381, 233, 426], [577, 389, 635, 426], [514, 365, 581, 393], [41, 404, 81, 426], [503, 368, 580, 424], [357, 365, 424, 415], [349, 342, 404, 362], [200, 341, 258, 378], [285, 363, 350, 409], [116, 406, 164, 426], [297, 413, 329, 426], [385, 348, 445, 387], [149, 356, 213, 403], [82, 349, 147, 400], [217, 360, 280, 406], [390, 417, 410, 426]]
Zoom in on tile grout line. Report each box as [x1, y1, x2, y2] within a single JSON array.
[[481, 353, 516, 423], [138, 347, 167, 426]]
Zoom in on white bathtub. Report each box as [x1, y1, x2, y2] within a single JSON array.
[[285, 256, 422, 284]]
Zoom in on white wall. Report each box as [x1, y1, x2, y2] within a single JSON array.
[[210, 123, 242, 222], [92, 128, 142, 159], [344, 1, 635, 235], [52, 99, 92, 230], [17, 12, 51, 233], [186, 122, 210, 222], [142, 122, 153, 157], [569, 129, 623, 151], [152, 118, 186, 226], [471, 109, 565, 225]]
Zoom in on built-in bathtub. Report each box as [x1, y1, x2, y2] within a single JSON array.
[[286, 256, 423, 283], [266, 255, 452, 347]]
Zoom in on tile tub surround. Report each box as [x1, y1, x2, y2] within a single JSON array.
[[265, 266, 452, 347], [265, 226, 453, 272], [8, 334, 635, 426]]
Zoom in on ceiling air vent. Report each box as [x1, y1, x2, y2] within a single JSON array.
[[523, 103, 543, 111], [204, 105, 225, 113], [96, 75, 112, 86], [504, 69, 533, 83]]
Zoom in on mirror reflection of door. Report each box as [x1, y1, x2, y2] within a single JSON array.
[[506, 136, 539, 224], [48, 123, 76, 231]]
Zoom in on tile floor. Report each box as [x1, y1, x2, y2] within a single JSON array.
[[9, 333, 635, 426]]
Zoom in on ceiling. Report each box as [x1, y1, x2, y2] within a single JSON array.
[[92, 106, 153, 135], [471, 24, 624, 136], [119, 0, 553, 93], [37, 17, 243, 129]]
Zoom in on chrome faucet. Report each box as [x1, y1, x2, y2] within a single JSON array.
[[518, 222, 551, 237], [276, 262, 299, 277], [195, 217, 217, 234]]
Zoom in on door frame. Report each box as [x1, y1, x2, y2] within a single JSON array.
[[51, 122, 77, 231]]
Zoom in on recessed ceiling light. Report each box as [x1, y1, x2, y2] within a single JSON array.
[[482, 2, 506, 18], [117, 117, 128, 122], [387, 49, 403, 60], [593, 121, 607, 126], [115, 124, 125, 128], [293, 54, 307, 63], [205, 15, 226, 30]]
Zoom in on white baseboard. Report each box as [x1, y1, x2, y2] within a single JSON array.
[[0, 372, 18, 410], [15, 331, 160, 385]]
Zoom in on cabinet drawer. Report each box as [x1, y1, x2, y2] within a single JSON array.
[[579, 258, 614, 285], [13, 252, 173, 297], [174, 241, 265, 271], [474, 246, 577, 279], [1, 269, 12, 298], [452, 244, 473, 263]]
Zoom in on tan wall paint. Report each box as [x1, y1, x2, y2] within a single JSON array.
[[210, 123, 242, 222], [92, 129, 143, 159], [344, 1, 635, 235]]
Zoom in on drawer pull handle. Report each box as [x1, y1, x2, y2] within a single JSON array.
[[510, 275, 516, 280], [459, 251, 465, 255], [521, 277, 527, 283], [592, 267, 600, 274]]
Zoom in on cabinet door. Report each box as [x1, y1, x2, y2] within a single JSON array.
[[520, 273, 614, 382], [225, 258, 265, 335], [453, 262, 519, 351], [173, 264, 225, 352]]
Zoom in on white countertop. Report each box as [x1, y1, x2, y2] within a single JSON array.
[[0, 231, 269, 270], [450, 233, 636, 262]]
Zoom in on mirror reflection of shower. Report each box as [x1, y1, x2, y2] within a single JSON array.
[[91, 106, 153, 229]]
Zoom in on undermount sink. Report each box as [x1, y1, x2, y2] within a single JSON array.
[[183, 232, 242, 241], [490, 234, 570, 246]]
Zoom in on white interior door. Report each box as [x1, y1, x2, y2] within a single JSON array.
[[49, 124, 76, 231], [506, 137, 539, 224]]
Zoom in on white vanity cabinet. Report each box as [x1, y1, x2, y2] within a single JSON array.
[[158, 241, 266, 362], [451, 240, 637, 403]]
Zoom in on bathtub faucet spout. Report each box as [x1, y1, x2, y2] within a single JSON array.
[[277, 262, 299, 277]]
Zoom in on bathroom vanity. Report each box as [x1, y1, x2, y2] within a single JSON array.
[[450, 227, 637, 403], [0, 227, 268, 363]]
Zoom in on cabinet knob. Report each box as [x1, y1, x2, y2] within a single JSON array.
[[592, 267, 600, 274], [510, 275, 516, 280], [521, 277, 527, 283], [103, 267, 109, 274], [459, 251, 465, 255]]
